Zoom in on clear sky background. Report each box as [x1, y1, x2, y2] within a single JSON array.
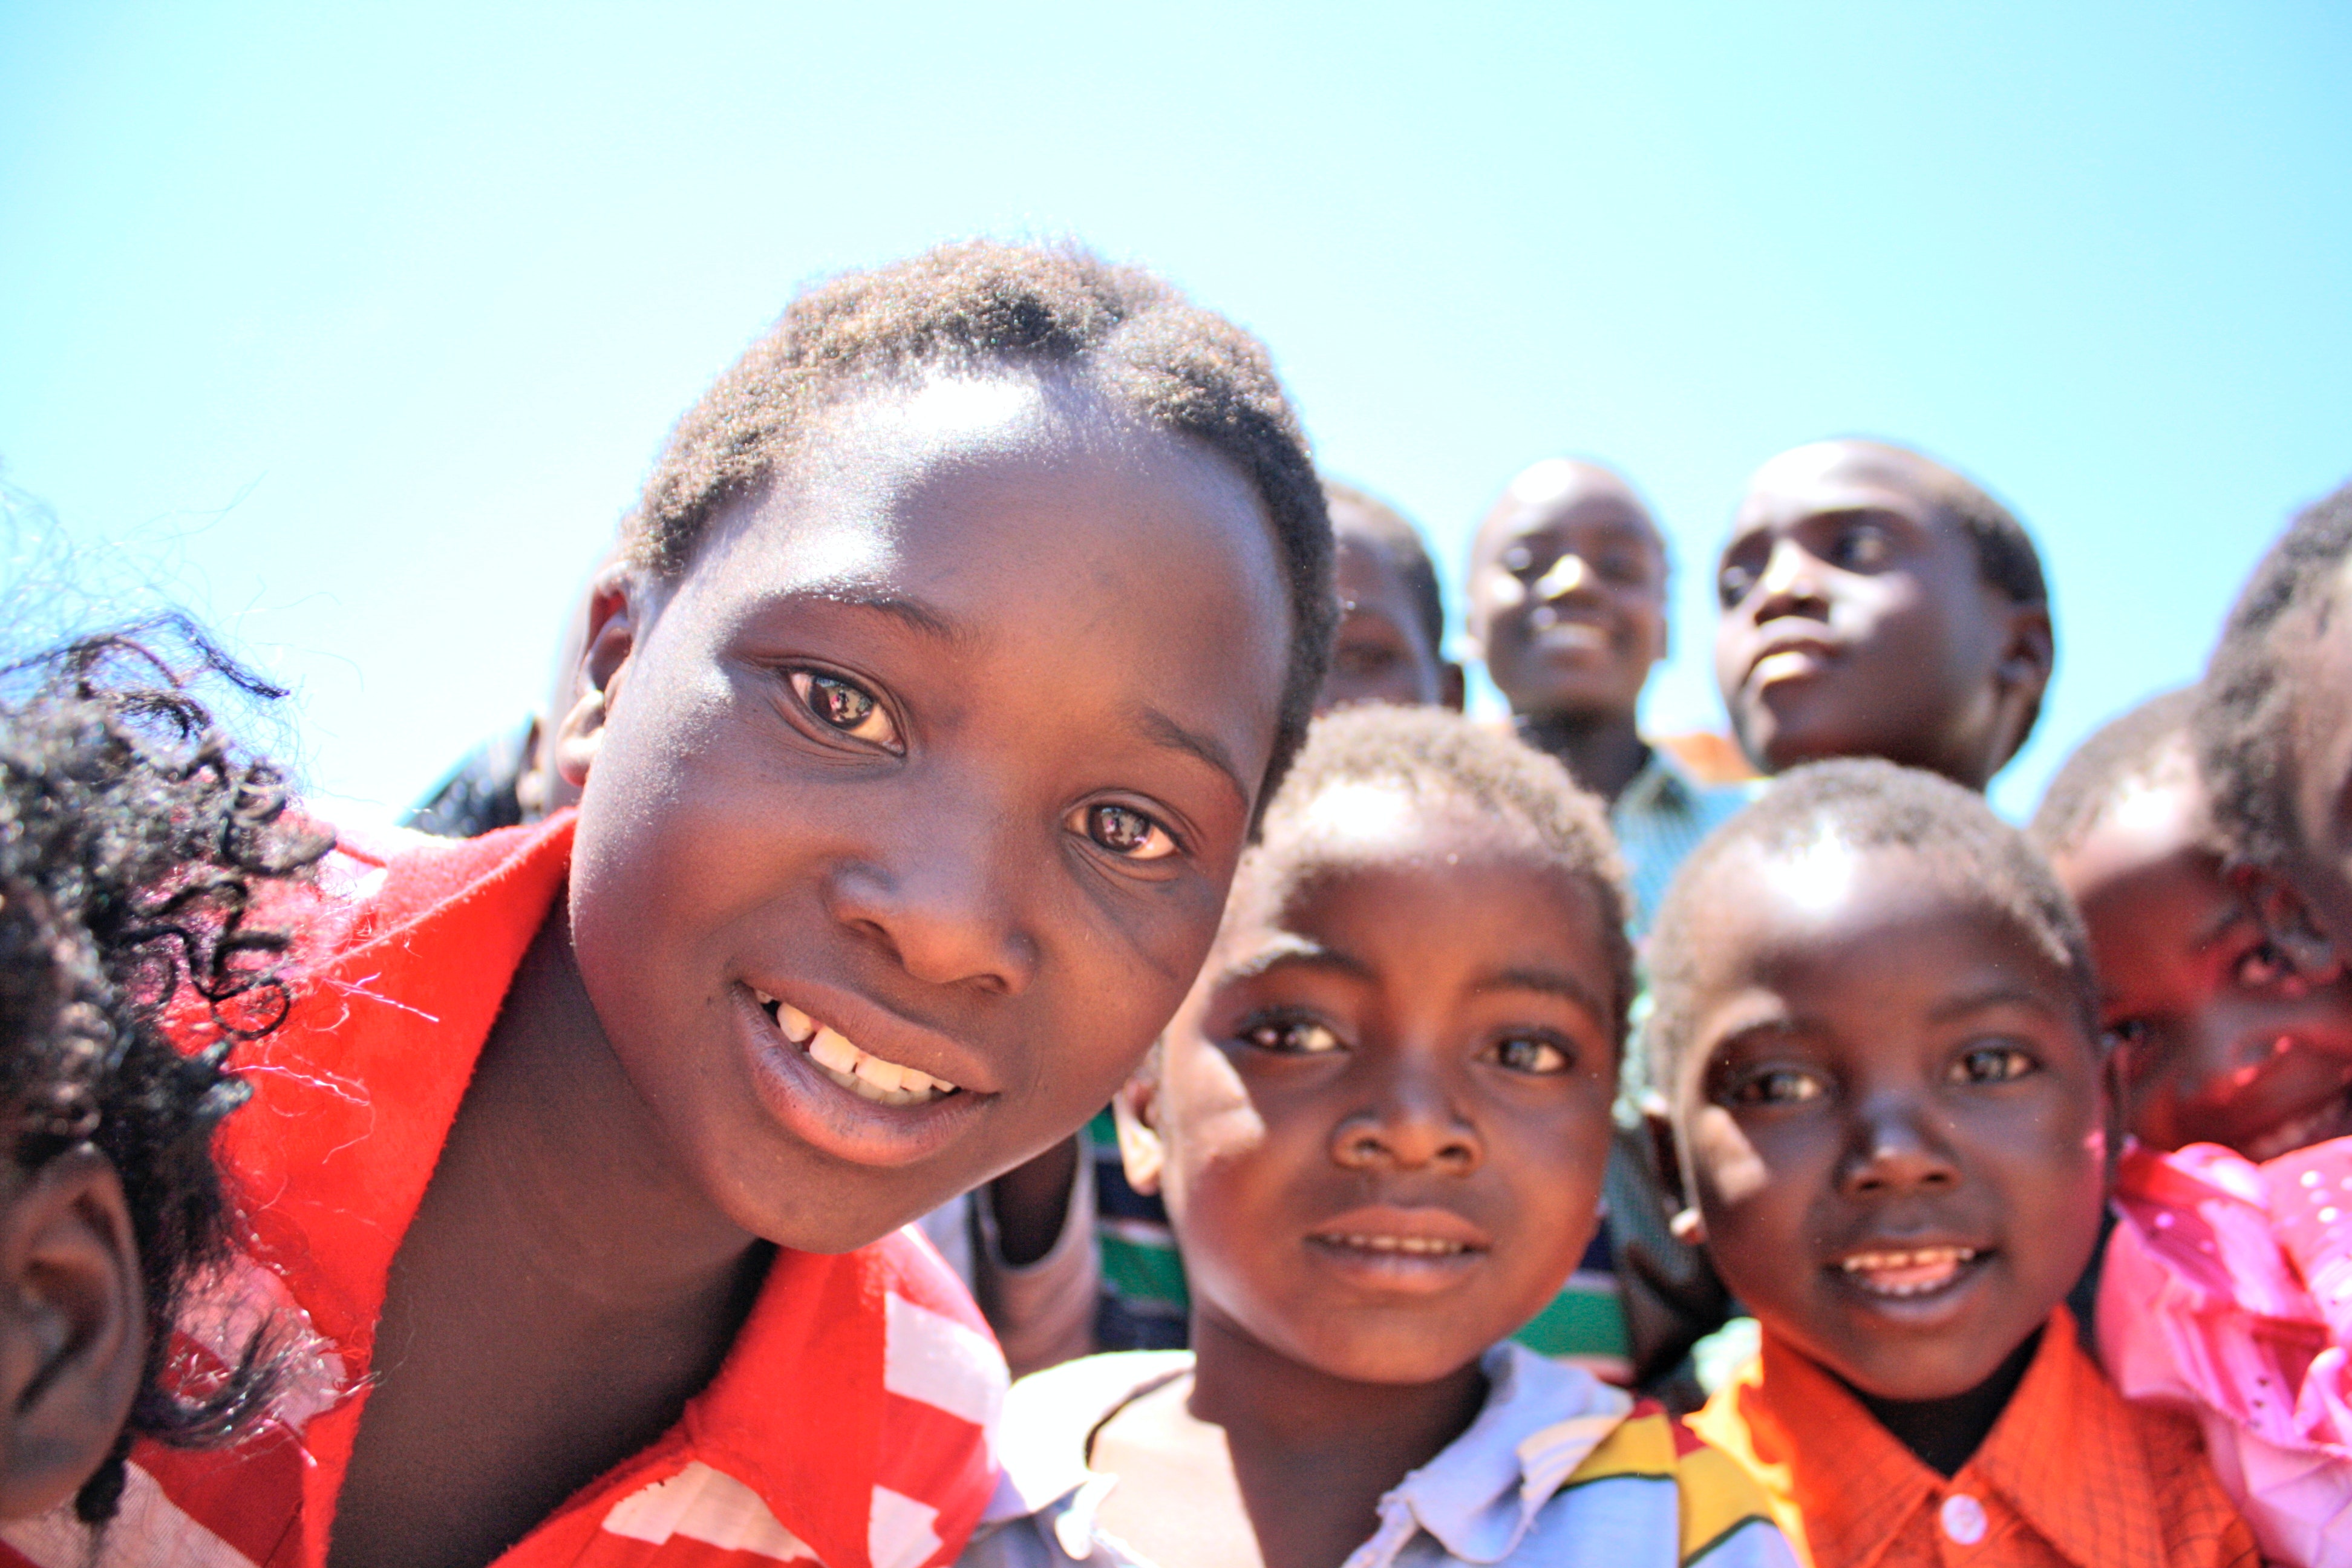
[[4, 1, 2347, 827]]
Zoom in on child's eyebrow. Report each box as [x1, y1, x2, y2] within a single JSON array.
[[803, 583, 964, 644], [1475, 966, 1608, 1019], [1922, 982, 2067, 1024], [1218, 935, 1369, 985], [1132, 705, 1250, 812]]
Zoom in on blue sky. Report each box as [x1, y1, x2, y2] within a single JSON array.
[[3, 1, 2347, 825]]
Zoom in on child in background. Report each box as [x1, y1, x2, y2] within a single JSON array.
[[1713, 440, 2054, 792], [965, 706, 1791, 1568], [2061, 484, 2352, 1568], [108, 241, 1338, 1568], [2031, 688, 2352, 1162], [1319, 482, 1463, 714], [1660, 760, 2256, 1567], [1465, 457, 1744, 1397], [0, 624, 328, 1541]]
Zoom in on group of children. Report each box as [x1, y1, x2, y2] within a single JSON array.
[[1, 237, 2348, 1568]]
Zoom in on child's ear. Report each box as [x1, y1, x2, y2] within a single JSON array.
[[1111, 1071, 1167, 1197], [1987, 603, 2056, 765], [0, 1149, 146, 1523], [555, 564, 653, 791], [1439, 660, 1467, 713], [1643, 1097, 1707, 1248]]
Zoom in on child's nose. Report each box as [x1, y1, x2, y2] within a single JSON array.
[[1751, 537, 1829, 619], [822, 806, 1039, 996], [1838, 1097, 1960, 1196], [1330, 1062, 1481, 1176]]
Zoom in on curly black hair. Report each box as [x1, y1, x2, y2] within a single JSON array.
[[0, 618, 330, 1523], [1645, 757, 2096, 1096], [1232, 703, 1635, 1056], [626, 239, 1337, 820], [2194, 479, 2352, 874]]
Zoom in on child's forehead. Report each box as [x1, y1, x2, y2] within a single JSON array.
[[1474, 462, 1656, 560], [1223, 792, 1560, 936], [1740, 440, 1954, 526], [1696, 835, 2049, 976]]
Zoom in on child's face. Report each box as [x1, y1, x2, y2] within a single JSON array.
[[1128, 803, 1619, 1385], [565, 375, 1295, 1253], [1468, 463, 1666, 722], [1670, 841, 2108, 1402], [1321, 523, 1448, 714], [2051, 762, 2352, 1160], [1713, 442, 2044, 787]]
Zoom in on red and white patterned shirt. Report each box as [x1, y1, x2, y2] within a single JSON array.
[[0, 813, 1007, 1568]]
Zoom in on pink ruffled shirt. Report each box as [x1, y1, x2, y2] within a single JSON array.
[[2099, 1134, 2352, 1567]]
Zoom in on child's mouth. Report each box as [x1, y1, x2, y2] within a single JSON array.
[[1834, 1244, 1983, 1298], [1317, 1233, 1476, 1256], [2237, 1082, 2352, 1164], [752, 989, 961, 1108]]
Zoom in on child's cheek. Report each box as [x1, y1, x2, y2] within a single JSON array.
[[1689, 1105, 1771, 1208]]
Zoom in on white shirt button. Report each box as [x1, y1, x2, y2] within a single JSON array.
[[1940, 1492, 1988, 1546]]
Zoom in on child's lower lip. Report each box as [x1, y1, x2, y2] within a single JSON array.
[[734, 990, 986, 1170], [2234, 1085, 2352, 1163]]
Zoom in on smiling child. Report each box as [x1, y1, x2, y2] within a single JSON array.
[[1713, 440, 2054, 792], [964, 705, 1791, 1568], [77, 242, 1336, 1568], [1660, 760, 2257, 1567]]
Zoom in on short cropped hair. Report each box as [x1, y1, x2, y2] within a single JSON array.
[[1646, 758, 2095, 1093], [1323, 480, 1445, 659], [1238, 704, 1635, 1053], [2195, 479, 2352, 872], [626, 240, 1338, 814], [0, 620, 331, 1521], [2027, 687, 2201, 859]]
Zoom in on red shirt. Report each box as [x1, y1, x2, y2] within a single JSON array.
[[1689, 1309, 2256, 1568], [1, 815, 1005, 1568]]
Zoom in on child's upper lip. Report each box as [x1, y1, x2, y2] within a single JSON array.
[[1307, 1204, 1493, 1250], [1747, 626, 1843, 678], [743, 976, 1001, 1097]]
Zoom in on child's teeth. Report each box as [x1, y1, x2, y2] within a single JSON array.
[[1333, 1234, 1465, 1255], [776, 1003, 815, 1044], [851, 1052, 905, 1093], [1840, 1246, 1978, 1296], [795, 1024, 959, 1105], [808, 1027, 860, 1075]]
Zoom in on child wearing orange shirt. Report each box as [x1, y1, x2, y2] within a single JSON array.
[[1656, 760, 2258, 1567], [15, 243, 1338, 1568]]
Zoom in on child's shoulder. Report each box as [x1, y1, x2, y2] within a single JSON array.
[[995, 1350, 1194, 1508]]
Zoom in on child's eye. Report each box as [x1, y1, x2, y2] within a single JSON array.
[[1075, 802, 1178, 861], [1489, 1034, 1572, 1075], [1831, 523, 1893, 571], [1949, 1045, 2039, 1085], [1238, 1018, 1344, 1056], [1717, 562, 1757, 607], [790, 670, 900, 749], [1503, 544, 1538, 577], [2235, 940, 2289, 989], [1728, 1068, 1825, 1106]]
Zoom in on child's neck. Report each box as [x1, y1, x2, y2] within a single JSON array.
[[328, 908, 771, 1568], [1847, 1327, 2042, 1478], [1513, 709, 1648, 806], [1143, 1311, 1486, 1568]]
